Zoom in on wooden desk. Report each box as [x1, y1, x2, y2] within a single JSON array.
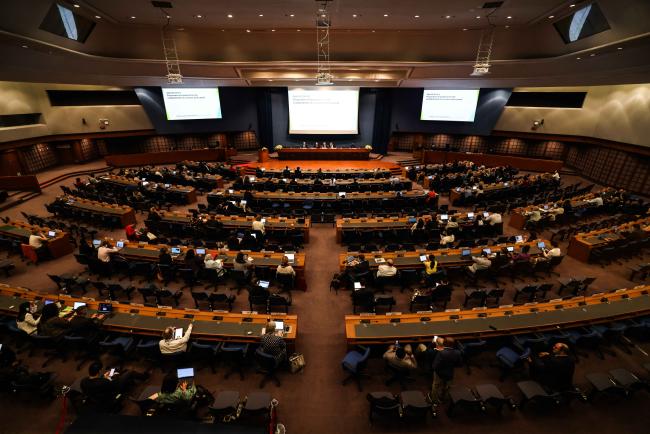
[[210, 189, 426, 203], [567, 217, 650, 262], [345, 285, 650, 345], [243, 176, 409, 190], [99, 175, 198, 204], [0, 221, 73, 258], [57, 196, 136, 226], [110, 240, 308, 291], [256, 168, 391, 179], [509, 193, 599, 230], [105, 149, 227, 167], [0, 284, 297, 344], [277, 148, 370, 160], [157, 211, 311, 242], [338, 239, 549, 271], [422, 150, 563, 172]]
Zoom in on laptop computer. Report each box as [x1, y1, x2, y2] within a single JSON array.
[[515, 235, 524, 243], [353, 282, 364, 290], [259, 280, 270, 289], [537, 241, 546, 249], [92, 239, 101, 248], [285, 253, 295, 264], [73, 302, 86, 310], [419, 255, 427, 262], [483, 212, 489, 218], [44, 299, 55, 305], [461, 249, 471, 257], [338, 192, 346, 198], [467, 212, 474, 219], [48, 230, 56, 237], [171, 247, 182, 255], [164, 184, 171, 188], [98, 303, 113, 313], [116, 241, 124, 248], [440, 214, 448, 221], [196, 248, 206, 255], [177, 367, 194, 384], [507, 246, 515, 252], [483, 248, 492, 255]]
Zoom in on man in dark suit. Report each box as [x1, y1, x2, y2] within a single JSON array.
[[429, 336, 461, 404], [530, 342, 575, 391], [81, 362, 147, 408]]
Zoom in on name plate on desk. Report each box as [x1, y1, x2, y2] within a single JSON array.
[[386, 312, 402, 316]]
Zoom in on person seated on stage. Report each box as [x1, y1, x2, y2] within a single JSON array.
[[158, 247, 173, 265], [16, 301, 40, 336], [81, 361, 148, 407], [150, 372, 197, 404], [468, 251, 491, 274], [252, 215, 266, 234], [159, 323, 194, 354], [383, 344, 417, 371], [28, 229, 49, 260], [276, 256, 296, 277], [529, 342, 575, 392], [97, 240, 119, 263], [377, 259, 397, 278], [260, 321, 287, 364], [203, 253, 223, 270]]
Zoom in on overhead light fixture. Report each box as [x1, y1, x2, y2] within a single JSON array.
[[166, 15, 171, 19], [73, 4, 80, 8], [316, 1, 333, 86], [383, 14, 389, 17], [570, 4, 576, 7], [471, 26, 495, 76], [505, 25, 510, 28], [289, 14, 295, 17], [590, 53, 596, 56], [576, 57, 581, 59], [476, 16, 481, 19], [548, 15, 555, 19], [371, 29, 375, 32], [617, 47, 623, 50], [195, 14, 203, 18], [271, 29, 276, 32], [462, 28, 468, 31], [227, 14, 233, 18], [21, 44, 28, 48], [414, 15, 420, 18], [352, 14, 358, 18], [297, 29, 301, 31], [246, 29, 251, 32], [268, 79, 273, 82], [177, 27, 184, 31], [259, 14, 264, 17], [130, 16, 136, 19], [506, 16, 512, 19]]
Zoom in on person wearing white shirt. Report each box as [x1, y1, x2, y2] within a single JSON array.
[[445, 218, 459, 229], [276, 256, 296, 276], [440, 231, 455, 246], [552, 171, 560, 181], [16, 301, 40, 335], [159, 323, 193, 354], [203, 253, 223, 270], [252, 215, 265, 234], [29, 231, 46, 249], [543, 241, 562, 259], [486, 213, 502, 226], [468, 253, 491, 274], [377, 259, 397, 278], [97, 241, 119, 263], [589, 196, 604, 207], [527, 208, 542, 222]]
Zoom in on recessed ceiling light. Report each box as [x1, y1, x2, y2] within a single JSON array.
[[289, 14, 294, 17], [195, 14, 203, 18], [414, 15, 420, 18], [371, 30, 375, 32], [21, 44, 28, 48], [73, 4, 80, 8], [246, 29, 251, 33], [505, 25, 510, 28], [383, 14, 388, 17], [476, 16, 481, 19], [375, 79, 379, 82], [548, 15, 555, 19], [268, 79, 273, 82], [95, 15, 101, 19], [166, 15, 171, 19], [177, 27, 185, 31], [507, 16, 512, 19], [590, 53, 596, 56], [227, 14, 233, 18], [570, 4, 576, 7], [445, 15, 452, 19], [462, 28, 468, 31], [221, 29, 225, 32], [259, 14, 263, 17], [271, 29, 276, 32], [617, 47, 623, 50], [296, 29, 301, 31], [130, 16, 136, 19]]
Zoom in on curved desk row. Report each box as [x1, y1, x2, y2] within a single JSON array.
[[509, 193, 600, 230], [98, 174, 198, 204], [0, 220, 73, 258], [209, 189, 426, 203], [54, 196, 136, 226], [567, 216, 650, 262], [345, 285, 650, 345], [338, 239, 549, 271], [0, 284, 297, 344]]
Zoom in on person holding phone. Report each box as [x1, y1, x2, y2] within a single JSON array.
[[159, 322, 193, 354], [81, 361, 148, 408]]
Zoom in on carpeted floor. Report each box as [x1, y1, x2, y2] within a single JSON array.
[[1, 154, 649, 434]]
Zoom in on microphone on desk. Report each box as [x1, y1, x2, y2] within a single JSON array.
[[489, 325, 498, 331]]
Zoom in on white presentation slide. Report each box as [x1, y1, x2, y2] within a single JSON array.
[[162, 88, 222, 121], [288, 88, 359, 134], [420, 89, 480, 122]]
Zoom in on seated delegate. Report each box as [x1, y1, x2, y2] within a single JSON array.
[[159, 323, 194, 354]]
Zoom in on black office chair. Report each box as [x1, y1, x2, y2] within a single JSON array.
[[220, 342, 249, 380], [254, 347, 281, 388], [367, 392, 401, 424]]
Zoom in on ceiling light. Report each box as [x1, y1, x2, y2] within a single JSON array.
[[258, 14, 264, 17], [73, 4, 80, 8], [166, 15, 171, 19], [271, 29, 276, 32], [195, 15, 203, 18], [590, 53, 596, 56], [375, 79, 379, 82], [227, 14, 233, 18], [576, 57, 581, 60], [507, 16, 512, 19], [130, 16, 136, 19], [414, 15, 420, 18], [505, 25, 510, 28], [476, 16, 481, 19], [95, 15, 101, 19], [352, 14, 358, 18], [289, 14, 294, 17], [570, 4, 576, 7], [548, 15, 555, 19], [268, 79, 273, 82], [462, 28, 468, 31], [246, 29, 251, 33], [617, 47, 623, 50], [297, 29, 301, 31], [177, 27, 185, 31], [371, 30, 375, 32], [383, 14, 388, 17], [21, 45, 28, 48]]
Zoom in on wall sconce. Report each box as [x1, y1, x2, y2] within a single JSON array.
[[531, 119, 544, 131]]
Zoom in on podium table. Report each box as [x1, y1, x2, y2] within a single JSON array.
[[277, 148, 370, 160]]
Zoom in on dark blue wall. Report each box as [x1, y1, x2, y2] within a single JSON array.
[[134, 87, 259, 135], [269, 88, 376, 147], [389, 88, 512, 136], [135, 86, 511, 152]]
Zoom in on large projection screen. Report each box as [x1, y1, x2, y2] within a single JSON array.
[[288, 88, 359, 134], [162, 88, 223, 121], [420, 89, 480, 122]]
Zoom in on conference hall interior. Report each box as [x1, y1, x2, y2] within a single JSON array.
[[1, 1, 650, 434]]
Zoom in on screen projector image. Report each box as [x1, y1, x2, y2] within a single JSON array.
[[288, 88, 359, 134], [420, 89, 480, 122], [162, 88, 222, 120]]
